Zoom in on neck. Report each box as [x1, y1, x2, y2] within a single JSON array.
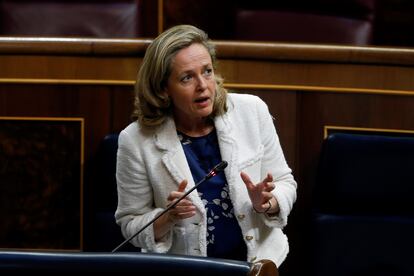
[[175, 117, 214, 137]]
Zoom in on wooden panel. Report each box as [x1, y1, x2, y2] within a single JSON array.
[[0, 55, 140, 80], [229, 89, 298, 172], [0, 83, 134, 157], [219, 61, 414, 91], [1, 38, 414, 91], [324, 125, 414, 138], [0, 117, 83, 250], [0, 83, 134, 251]]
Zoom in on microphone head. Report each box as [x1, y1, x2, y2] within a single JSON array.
[[206, 161, 228, 179], [214, 161, 228, 172]]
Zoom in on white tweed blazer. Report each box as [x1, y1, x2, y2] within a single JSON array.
[[115, 93, 297, 267]]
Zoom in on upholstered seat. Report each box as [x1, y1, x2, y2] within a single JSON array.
[[311, 133, 414, 276], [234, 0, 376, 45], [84, 133, 136, 252], [0, 0, 143, 38]]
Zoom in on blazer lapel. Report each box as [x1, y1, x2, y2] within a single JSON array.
[[214, 112, 238, 185], [154, 117, 193, 185], [154, 117, 205, 210]]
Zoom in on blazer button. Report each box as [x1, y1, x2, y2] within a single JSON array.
[[237, 214, 245, 220], [245, 235, 254, 241]]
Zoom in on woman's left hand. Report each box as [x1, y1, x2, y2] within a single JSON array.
[[240, 171, 279, 214]]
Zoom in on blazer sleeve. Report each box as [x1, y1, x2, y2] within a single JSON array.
[[255, 97, 297, 228], [114, 127, 173, 253]]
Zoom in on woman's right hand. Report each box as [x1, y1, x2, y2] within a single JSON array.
[[166, 180, 196, 223], [154, 179, 196, 241]]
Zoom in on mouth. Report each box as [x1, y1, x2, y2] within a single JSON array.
[[194, 96, 210, 104]]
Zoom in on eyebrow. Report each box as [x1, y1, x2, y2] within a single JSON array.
[[176, 63, 212, 75]]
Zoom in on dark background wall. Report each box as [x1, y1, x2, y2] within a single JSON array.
[[163, 0, 414, 47], [0, 0, 414, 47]]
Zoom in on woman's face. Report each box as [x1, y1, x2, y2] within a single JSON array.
[[164, 43, 216, 124]]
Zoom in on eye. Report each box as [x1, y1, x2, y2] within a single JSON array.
[[204, 68, 213, 76], [181, 74, 192, 83]]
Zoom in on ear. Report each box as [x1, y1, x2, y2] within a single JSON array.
[[159, 89, 170, 105], [161, 89, 168, 97]]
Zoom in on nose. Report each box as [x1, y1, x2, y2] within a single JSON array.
[[196, 75, 208, 91]]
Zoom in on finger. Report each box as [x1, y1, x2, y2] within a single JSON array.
[[177, 179, 188, 192], [174, 204, 196, 214], [174, 199, 194, 207], [167, 180, 189, 202], [252, 174, 274, 191], [260, 200, 272, 210], [181, 210, 196, 218], [264, 182, 275, 192], [167, 194, 174, 202], [240, 171, 255, 190], [170, 206, 196, 220], [175, 210, 196, 220], [262, 173, 273, 184], [261, 192, 274, 202], [262, 173, 274, 192], [167, 192, 179, 202]]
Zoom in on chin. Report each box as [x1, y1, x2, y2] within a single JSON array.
[[201, 107, 213, 117]]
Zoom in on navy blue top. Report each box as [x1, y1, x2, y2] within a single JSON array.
[[178, 130, 247, 261]]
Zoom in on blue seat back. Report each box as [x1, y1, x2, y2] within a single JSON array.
[[311, 133, 414, 276], [0, 251, 272, 274], [85, 133, 136, 252]]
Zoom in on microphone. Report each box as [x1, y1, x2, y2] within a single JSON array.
[[111, 160, 228, 253]]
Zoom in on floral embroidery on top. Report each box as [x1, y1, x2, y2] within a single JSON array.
[[178, 129, 247, 259], [199, 183, 234, 245]]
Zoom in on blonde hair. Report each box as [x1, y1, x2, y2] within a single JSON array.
[[132, 24, 228, 128]]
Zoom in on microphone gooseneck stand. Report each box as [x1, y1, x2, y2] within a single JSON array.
[[111, 161, 228, 253]]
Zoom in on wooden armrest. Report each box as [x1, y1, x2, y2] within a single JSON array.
[[249, 259, 279, 276]]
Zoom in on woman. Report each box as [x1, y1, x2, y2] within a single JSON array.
[[115, 24, 297, 267]]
